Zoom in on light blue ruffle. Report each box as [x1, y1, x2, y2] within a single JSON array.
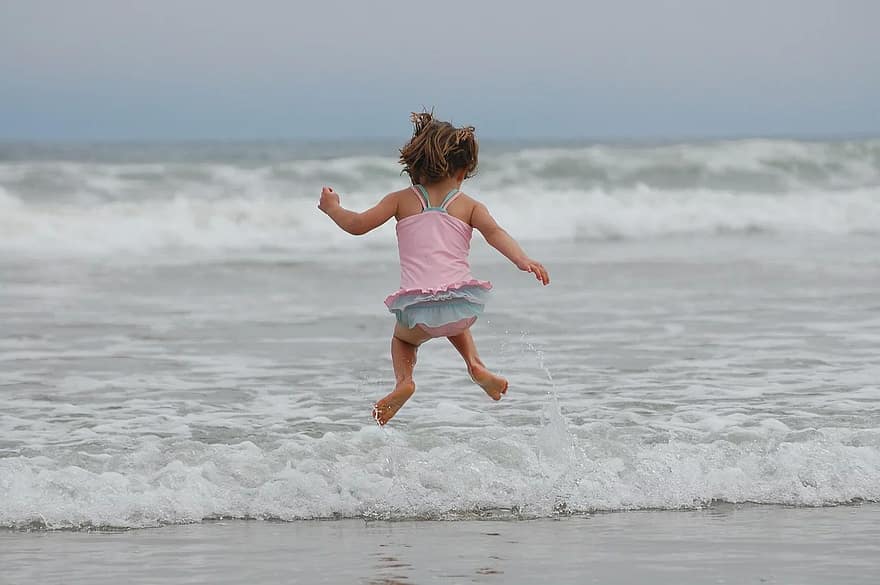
[[387, 285, 490, 329]]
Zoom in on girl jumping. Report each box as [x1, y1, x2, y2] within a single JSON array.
[[318, 111, 550, 425]]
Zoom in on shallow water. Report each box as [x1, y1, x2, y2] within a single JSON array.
[[2, 234, 879, 528]]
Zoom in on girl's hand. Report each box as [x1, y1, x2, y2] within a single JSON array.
[[516, 257, 550, 285], [318, 186, 340, 214]]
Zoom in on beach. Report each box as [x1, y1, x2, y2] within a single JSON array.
[[3, 505, 879, 584]]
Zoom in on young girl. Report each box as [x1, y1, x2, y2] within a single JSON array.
[[318, 112, 550, 425]]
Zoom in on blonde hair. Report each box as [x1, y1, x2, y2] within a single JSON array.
[[399, 111, 478, 185]]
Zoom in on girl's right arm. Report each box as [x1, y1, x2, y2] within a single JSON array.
[[318, 187, 398, 236], [471, 202, 550, 285]]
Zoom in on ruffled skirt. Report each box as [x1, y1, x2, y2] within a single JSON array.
[[384, 280, 492, 338]]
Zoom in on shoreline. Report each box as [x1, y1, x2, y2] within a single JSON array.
[[3, 503, 879, 584], [2, 500, 877, 533]]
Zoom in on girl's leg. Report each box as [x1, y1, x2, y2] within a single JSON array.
[[447, 329, 508, 400], [373, 323, 432, 425]]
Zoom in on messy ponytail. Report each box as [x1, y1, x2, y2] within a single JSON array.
[[399, 110, 478, 184]]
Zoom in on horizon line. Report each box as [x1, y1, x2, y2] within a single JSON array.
[[1, 130, 879, 146]]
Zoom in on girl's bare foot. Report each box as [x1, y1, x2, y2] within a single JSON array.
[[373, 380, 415, 426], [468, 364, 508, 400]]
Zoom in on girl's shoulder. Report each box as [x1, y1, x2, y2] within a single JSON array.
[[448, 191, 483, 226], [393, 186, 422, 221], [453, 191, 480, 210]]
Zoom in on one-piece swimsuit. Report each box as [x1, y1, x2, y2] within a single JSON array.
[[384, 185, 492, 338]]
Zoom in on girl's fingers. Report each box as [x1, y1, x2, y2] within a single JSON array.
[[523, 261, 549, 285], [533, 263, 549, 285]]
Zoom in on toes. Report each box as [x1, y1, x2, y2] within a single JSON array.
[[372, 404, 386, 425]]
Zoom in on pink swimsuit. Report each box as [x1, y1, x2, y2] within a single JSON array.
[[384, 185, 492, 338]]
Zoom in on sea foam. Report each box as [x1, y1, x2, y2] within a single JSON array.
[[1, 139, 879, 260], [2, 414, 878, 529]]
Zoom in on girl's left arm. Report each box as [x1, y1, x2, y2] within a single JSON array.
[[318, 187, 397, 235]]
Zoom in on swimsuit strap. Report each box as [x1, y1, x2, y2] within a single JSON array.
[[416, 185, 461, 213], [411, 185, 428, 211], [439, 188, 461, 211]]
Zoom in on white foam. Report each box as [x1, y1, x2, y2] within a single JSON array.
[[1, 139, 879, 260], [1, 185, 878, 261], [1, 419, 878, 529]]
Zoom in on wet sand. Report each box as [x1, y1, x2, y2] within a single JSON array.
[[3, 504, 879, 584]]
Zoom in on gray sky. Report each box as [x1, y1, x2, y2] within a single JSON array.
[[2, 0, 879, 140]]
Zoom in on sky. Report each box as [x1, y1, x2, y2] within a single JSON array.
[[2, 0, 879, 141]]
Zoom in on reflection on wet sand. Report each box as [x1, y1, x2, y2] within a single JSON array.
[[368, 529, 506, 584], [370, 542, 413, 584]]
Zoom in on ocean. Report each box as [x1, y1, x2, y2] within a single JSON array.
[[1, 138, 879, 583]]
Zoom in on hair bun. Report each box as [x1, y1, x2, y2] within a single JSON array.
[[455, 126, 475, 143], [410, 111, 435, 136]]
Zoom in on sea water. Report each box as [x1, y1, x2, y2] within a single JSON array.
[[1, 138, 879, 530]]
